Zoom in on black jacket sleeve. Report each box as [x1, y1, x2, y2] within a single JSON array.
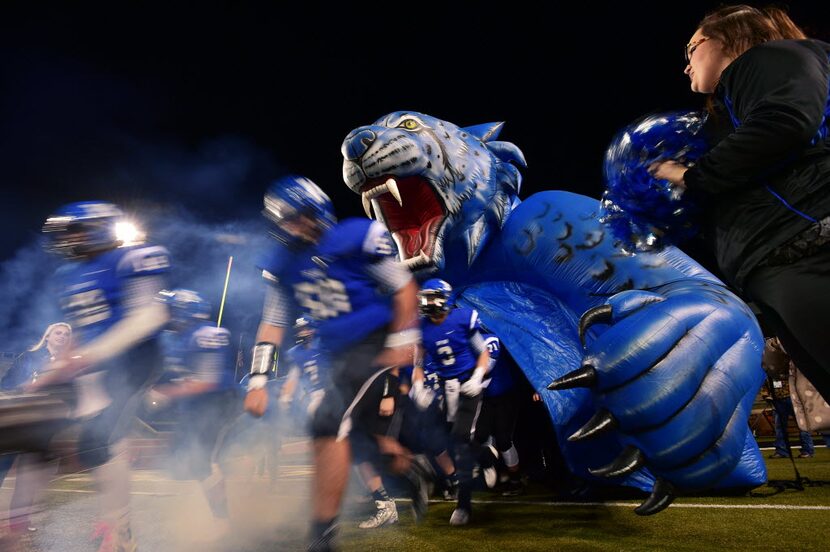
[[685, 40, 830, 194], [1, 353, 30, 390]]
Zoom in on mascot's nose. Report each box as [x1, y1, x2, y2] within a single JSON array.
[[341, 128, 377, 160]]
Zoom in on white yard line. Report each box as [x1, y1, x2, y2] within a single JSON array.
[[441, 499, 830, 511]]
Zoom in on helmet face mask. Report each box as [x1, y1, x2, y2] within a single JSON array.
[[43, 202, 124, 259], [417, 278, 453, 318], [160, 289, 211, 330], [294, 316, 316, 346], [263, 176, 336, 249], [282, 214, 326, 245], [418, 291, 449, 318]]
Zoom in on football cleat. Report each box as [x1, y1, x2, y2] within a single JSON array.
[[481, 444, 499, 489], [502, 478, 524, 496], [442, 480, 459, 501], [449, 508, 471, 526], [358, 500, 399, 529]]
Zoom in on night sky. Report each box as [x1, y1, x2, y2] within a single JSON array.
[[2, 1, 829, 261]]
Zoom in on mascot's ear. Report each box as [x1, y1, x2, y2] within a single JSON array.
[[488, 141, 527, 168], [462, 122, 504, 142]]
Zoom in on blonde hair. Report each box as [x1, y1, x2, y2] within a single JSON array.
[[29, 322, 72, 352]]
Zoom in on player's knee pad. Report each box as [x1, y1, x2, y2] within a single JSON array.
[[501, 444, 519, 468]]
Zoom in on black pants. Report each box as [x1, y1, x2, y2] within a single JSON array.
[[747, 243, 830, 400], [310, 330, 389, 439], [474, 391, 518, 453], [447, 392, 483, 510]]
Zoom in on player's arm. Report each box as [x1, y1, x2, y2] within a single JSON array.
[[367, 261, 420, 367], [408, 345, 434, 409], [279, 365, 300, 405], [245, 273, 291, 416], [153, 379, 215, 399], [155, 328, 231, 399], [476, 348, 491, 375], [148, 375, 216, 410], [468, 312, 491, 375], [363, 222, 420, 366], [35, 273, 169, 388], [79, 274, 169, 366], [460, 313, 490, 397]]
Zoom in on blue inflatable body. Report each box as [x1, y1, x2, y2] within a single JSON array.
[[341, 112, 766, 513]]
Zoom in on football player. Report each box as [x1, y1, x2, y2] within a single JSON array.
[[474, 328, 525, 496], [146, 289, 237, 540], [37, 201, 171, 552], [415, 278, 490, 526], [279, 315, 327, 419], [242, 176, 432, 552]]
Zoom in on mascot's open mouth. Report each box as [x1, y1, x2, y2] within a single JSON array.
[[360, 175, 444, 269]]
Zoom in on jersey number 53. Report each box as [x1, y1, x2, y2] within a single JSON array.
[[294, 278, 353, 320]]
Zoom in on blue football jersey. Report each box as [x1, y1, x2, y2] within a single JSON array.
[[161, 324, 234, 391], [482, 333, 516, 397], [284, 343, 328, 393], [57, 244, 171, 344], [259, 218, 399, 353], [421, 307, 483, 380]]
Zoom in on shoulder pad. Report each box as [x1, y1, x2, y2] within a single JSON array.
[[484, 334, 500, 356], [318, 218, 394, 259], [192, 325, 231, 350], [461, 308, 481, 331], [116, 245, 171, 277], [483, 334, 499, 346], [361, 220, 397, 258], [258, 244, 295, 277]]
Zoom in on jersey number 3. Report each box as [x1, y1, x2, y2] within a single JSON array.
[[436, 339, 456, 367]]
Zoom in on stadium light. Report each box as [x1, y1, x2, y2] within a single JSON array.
[[115, 220, 145, 246]]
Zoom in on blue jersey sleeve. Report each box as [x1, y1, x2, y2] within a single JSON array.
[[115, 245, 171, 278], [483, 334, 501, 364], [190, 325, 233, 388], [361, 220, 398, 260], [467, 309, 486, 355], [318, 218, 396, 261]]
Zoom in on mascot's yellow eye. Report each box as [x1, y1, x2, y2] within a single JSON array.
[[400, 119, 419, 130]]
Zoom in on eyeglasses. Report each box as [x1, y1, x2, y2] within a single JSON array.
[[684, 37, 709, 63]]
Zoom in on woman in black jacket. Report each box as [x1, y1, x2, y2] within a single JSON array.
[[651, 5, 830, 399]]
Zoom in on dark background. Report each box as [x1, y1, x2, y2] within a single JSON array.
[[2, 1, 828, 260]]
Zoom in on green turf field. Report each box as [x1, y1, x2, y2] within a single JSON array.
[[339, 448, 830, 551]]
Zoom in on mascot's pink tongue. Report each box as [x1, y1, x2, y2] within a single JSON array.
[[398, 216, 442, 258]]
